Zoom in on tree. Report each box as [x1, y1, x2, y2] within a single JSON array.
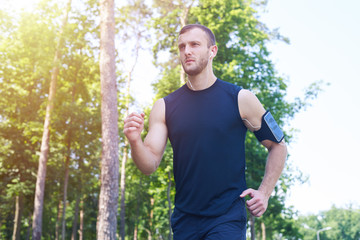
[[0, 3, 57, 238], [32, 1, 72, 239], [97, 0, 119, 239], [58, 1, 102, 239], [299, 205, 360, 240], [116, 0, 151, 238], [1, 0, 101, 239]]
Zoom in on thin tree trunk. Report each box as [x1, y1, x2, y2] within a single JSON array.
[[134, 226, 138, 240], [119, 75, 130, 240], [119, 142, 128, 240], [61, 153, 70, 240], [71, 193, 80, 240], [79, 199, 84, 240], [179, 0, 194, 85], [119, 69, 132, 240], [55, 197, 63, 240], [26, 212, 32, 240], [77, 157, 84, 240], [62, 68, 77, 240], [250, 214, 255, 240], [119, 15, 143, 237], [146, 229, 152, 240], [147, 197, 154, 240], [12, 193, 24, 240], [261, 221, 266, 240], [71, 174, 82, 240], [180, 67, 186, 85], [97, 0, 119, 239], [32, 1, 72, 239], [167, 171, 172, 240], [133, 178, 141, 240]]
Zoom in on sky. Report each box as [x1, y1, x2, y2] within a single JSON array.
[[6, 0, 360, 216], [258, 0, 360, 215]]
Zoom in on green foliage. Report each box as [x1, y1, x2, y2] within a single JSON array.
[[298, 205, 360, 240], [0, 0, 324, 239], [0, 0, 102, 239], [152, 64, 182, 99], [0, 3, 59, 239]]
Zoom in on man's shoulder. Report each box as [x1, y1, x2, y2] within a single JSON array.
[[237, 89, 256, 102], [216, 79, 242, 95]]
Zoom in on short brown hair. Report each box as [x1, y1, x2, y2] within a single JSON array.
[[179, 24, 216, 47]]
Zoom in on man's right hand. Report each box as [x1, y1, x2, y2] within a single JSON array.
[[123, 112, 145, 143], [122, 99, 167, 175]]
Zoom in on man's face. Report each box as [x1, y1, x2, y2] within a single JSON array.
[[178, 28, 212, 76]]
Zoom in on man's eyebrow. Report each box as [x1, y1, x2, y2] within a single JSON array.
[[178, 40, 201, 46]]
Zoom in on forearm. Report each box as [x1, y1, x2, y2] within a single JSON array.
[[129, 138, 161, 175], [259, 141, 287, 198], [124, 101, 167, 175]]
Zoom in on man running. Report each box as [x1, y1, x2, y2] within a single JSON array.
[[124, 24, 287, 240]]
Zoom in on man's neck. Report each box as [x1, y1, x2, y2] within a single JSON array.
[[187, 71, 217, 91]]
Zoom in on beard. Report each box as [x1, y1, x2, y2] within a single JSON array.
[[181, 55, 209, 76]]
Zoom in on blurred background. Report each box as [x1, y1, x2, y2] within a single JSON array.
[[1, 0, 359, 239]]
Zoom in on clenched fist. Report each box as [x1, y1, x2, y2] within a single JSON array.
[[123, 112, 145, 143]]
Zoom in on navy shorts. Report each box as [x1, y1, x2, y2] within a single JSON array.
[[171, 197, 247, 240]]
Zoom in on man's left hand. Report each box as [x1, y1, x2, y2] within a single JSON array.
[[240, 188, 269, 217]]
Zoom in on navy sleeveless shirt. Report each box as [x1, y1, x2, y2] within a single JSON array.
[[164, 79, 248, 216]]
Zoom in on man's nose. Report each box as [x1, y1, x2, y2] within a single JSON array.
[[184, 45, 191, 56]]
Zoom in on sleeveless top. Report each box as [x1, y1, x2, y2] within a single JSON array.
[[164, 79, 247, 216]]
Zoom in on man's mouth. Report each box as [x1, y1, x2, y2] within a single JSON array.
[[185, 59, 195, 63]]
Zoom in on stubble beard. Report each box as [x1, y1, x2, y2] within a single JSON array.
[[182, 56, 209, 76]]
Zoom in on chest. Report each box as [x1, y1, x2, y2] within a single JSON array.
[[166, 90, 242, 140]]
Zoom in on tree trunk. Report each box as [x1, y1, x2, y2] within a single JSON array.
[[71, 193, 80, 240], [119, 13, 143, 236], [61, 153, 71, 240], [32, 1, 72, 239], [179, 0, 194, 85], [26, 212, 32, 240], [261, 221, 266, 240], [119, 143, 128, 240], [146, 229, 152, 240], [62, 49, 80, 240], [134, 226, 138, 240], [250, 214, 255, 240], [55, 197, 63, 240], [119, 74, 130, 240], [147, 197, 154, 240], [12, 193, 24, 240], [71, 168, 82, 240], [97, 0, 119, 239], [79, 199, 84, 240], [133, 178, 142, 240], [119, 69, 131, 240], [167, 170, 172, 240], [75, 156, 84, 240]]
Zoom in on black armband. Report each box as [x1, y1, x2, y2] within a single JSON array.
[[254, 111, 284, 143]]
